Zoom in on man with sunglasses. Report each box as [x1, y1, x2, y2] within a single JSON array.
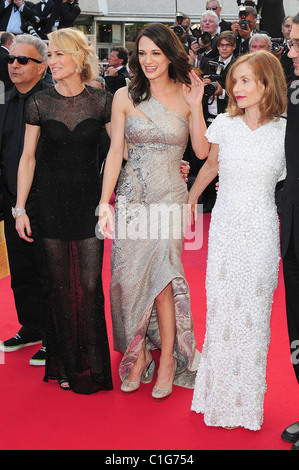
[[206, 1, 232, 34], [280, 13, 299, 451], [0, 34, 48, 366]]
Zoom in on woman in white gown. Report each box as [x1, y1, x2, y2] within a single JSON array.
[[189, 51, 287, 430]]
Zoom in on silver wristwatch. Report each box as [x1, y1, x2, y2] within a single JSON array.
[[12, 207, 26, 219]]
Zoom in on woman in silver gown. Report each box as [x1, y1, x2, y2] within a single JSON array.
[[99, 23, 209, 399]]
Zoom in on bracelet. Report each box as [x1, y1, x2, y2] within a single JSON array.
[[12, 207, 26, 219]]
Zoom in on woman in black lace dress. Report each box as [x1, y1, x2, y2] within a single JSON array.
[[14, 28, 113, 394]]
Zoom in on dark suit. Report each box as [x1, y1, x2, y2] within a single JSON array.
[[197, 55, 236, 211], [104, 65, 130, 95], [0, 45, 13, 92], [0, 0, 37, 33], [281, 76, 299, 384], [257, 0, 285, 38], [234, 36, 250, 56], [203, 55, 236, 122], [45, 0, 80, 31], [35, 0, 53, 38], [0, 80, 49, 342]]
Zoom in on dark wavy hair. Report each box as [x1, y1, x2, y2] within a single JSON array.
[[128, 23, 193, 105]]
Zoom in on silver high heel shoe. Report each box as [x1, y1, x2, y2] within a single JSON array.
[[152, 359, 177, 401], [121, 352, 155, 393]]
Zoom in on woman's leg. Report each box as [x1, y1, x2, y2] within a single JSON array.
[[154, 282, 176, 389], [125, 340, 151, 382], [125, 282, 176, 386]]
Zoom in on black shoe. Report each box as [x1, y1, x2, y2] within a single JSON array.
[[291, 440, 299, 450], [0, 334, 42, 352], [29, 346, 46, 366], [281, 421, 299, 443]]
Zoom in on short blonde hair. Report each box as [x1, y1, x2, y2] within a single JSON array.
[[226, 51, 287, 124], [47, 28, 98, 83]]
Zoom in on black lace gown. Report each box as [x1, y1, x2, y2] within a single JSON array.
[[25, 85, 113, 394]]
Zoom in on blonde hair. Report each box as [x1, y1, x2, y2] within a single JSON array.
[[47, 28, 98, 83], [226, 51, 287, 125]]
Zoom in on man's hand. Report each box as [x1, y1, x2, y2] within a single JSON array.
[[106, 67, 118, 76]]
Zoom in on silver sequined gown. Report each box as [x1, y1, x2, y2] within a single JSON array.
[[191, 113, 286, 430], [110, 95, 200, 388]]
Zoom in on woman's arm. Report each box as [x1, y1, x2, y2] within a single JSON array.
[[99, 88, 128, 238], [15, 124, 40, 242], [187, 143, 219, 224], [183, 70, 210, 160]]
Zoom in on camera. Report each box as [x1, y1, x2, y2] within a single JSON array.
[[204, 61, 225, 96], [26, 25, 40, 37], [190, 24, 212, 45], [238, 7, 249, 30], [271, 38, 284, 53], [172, 12, 187, 38]]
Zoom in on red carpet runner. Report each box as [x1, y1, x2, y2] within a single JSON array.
[[0, 213, 298, 450]]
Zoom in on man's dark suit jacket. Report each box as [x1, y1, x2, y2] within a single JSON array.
[[45, 0, 80, 31], [0, 45, 13, 92], [0, 0, 37, 32], [0, 80, 49, 198], [203, 55, 236, 121], [257, 0, 285, 38], [281, 77, 299, 260], [35, 0, 53, 38], [105, 66, 130, 95]]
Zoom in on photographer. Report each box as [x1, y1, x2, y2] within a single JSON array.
[[206, 1, 232, 34], [203, 31, 236, 126], [231, 5, 258, 55], [0, 0, 38, 35], [280, 16, 294, 82], [45, 0, 80, 32], [35, 0, 54, 39], [249, 32, 271, 52], [190, 10, 219, 70], [171, 12, 195, 54]]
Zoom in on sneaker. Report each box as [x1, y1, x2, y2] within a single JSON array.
[[29, 346, 46, 366], [0, 334, 42, 352]]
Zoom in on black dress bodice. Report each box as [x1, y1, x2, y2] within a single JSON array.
[[25, 85, 112, 240]]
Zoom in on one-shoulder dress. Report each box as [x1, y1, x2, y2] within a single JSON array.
[[110, 95, 200, 388]]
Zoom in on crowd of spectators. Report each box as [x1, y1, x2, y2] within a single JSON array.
[[0, 0, 80, 39], [0, 0, 294, 213], [170, 1, 292, 211]]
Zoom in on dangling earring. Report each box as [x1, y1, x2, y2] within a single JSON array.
[[75, 67, 79, 73]]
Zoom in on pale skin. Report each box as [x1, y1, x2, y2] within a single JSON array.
[[188, 61, 266, 225], [99, 35, 209, 391]]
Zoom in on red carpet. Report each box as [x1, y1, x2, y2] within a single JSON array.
[[0, 213, 298, 451]]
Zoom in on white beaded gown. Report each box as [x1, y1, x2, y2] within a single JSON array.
[[191, 113, 286, 430]]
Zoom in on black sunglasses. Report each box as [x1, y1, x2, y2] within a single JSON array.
[[6, 55, 42, 65]]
